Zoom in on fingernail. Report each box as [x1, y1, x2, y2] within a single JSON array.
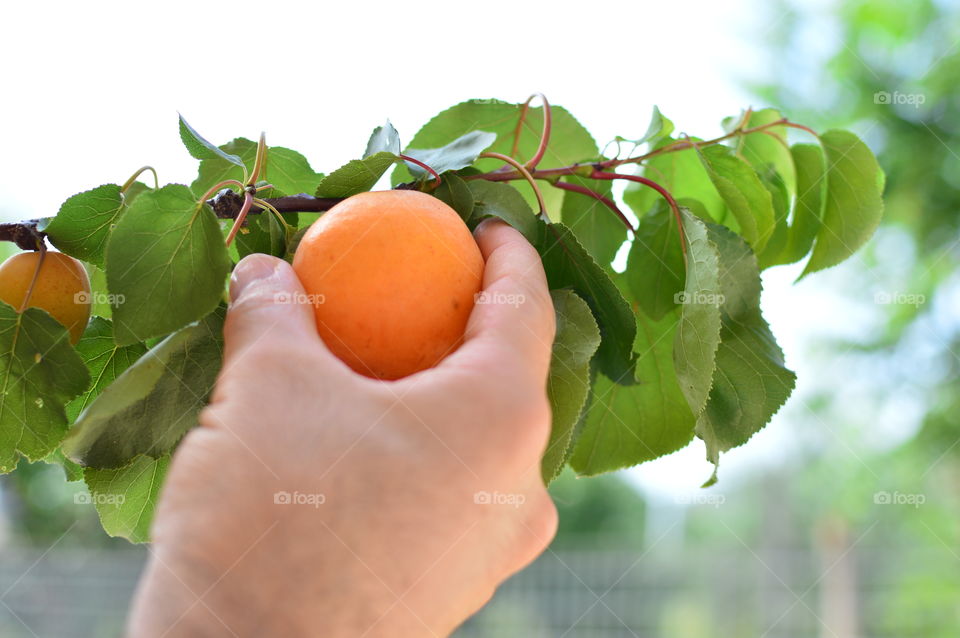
[[230, 256, 280, 302]]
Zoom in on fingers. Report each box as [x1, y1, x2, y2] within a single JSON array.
[[439, 219, 556, 384], [222, 255, 332, 369]]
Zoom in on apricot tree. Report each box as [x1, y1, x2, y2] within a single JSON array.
[[0, 96, 884, 541]]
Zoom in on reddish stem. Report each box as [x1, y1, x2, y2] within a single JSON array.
[[551, 180, 634, 233], [225, 191, 254, 246], [472, 117, 819, 184], [399, 154, 441, 185], [590, 170, 686, 261], [525, 93, 552, 170]]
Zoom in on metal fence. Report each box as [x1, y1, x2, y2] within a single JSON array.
[[0, 545, 956, 637]]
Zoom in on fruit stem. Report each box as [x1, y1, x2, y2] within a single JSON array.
[[199, 179, 246, 205], [551, 180, 635, 232], [249, 132, 268, 186], [18, 241, 47, 313], [524, 93, 551, 170], [590, 170, 686, 263], [253, 197, 291, 232], [398, 154, 441, 185], [224, 191, 254, 246], [479, 152, 549, 221], [121, 166, 159, 192]]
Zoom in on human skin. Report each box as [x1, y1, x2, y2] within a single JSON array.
[[127, 219, 558, 637]]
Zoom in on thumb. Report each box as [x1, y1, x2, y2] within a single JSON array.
[[223, 254, 325, 367]]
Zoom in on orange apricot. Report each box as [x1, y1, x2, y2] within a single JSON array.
[[292, 190, 484, 379], [0, 251, 92, 344]]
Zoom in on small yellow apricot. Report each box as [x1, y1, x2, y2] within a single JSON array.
[[0, 251, 92, 344]]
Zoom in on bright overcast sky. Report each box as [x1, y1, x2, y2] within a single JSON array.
[[3, 0, 844, 498]]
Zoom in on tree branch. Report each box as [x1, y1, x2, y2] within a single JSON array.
[[207, 190, 343, 220], [0, 220, 45, 250]]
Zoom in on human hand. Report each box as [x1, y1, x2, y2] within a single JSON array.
[[127, 219, 558, 637]]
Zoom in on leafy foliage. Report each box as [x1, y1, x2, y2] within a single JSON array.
[[105, 184, 231, 345], [0, 96, 883, 540], [83, 453, 170, 543], [542, 290, 601, 482], [0, 303, 89, 472]]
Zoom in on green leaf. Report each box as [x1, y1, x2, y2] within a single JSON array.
[[800, 130, 884, 277], [122, 181, 152, 207], [697, 144, 776, 252], [393, 99, 598, 215], [62, 308, 224, 469], [697, 223, 795, 484], [734, 108, 796, 194], [467, 179, 540, 240], [265, 148, 324, 196], [779, 144, 827, 265], [105, 184, 231, 345], [179, 115, 244, 166], [542, 290, 601, 483], [626, 137, 725, 220], [626, 201, 685, 320], [235, 209, 288, 259], [673, 210, 722, 417], [403, 130, 497, 177], [636, 105, 675, 146], [755, 167, 791, 269], [88, 266, 111, 319], [191, 138, 257, 198], [43, 185, 124, 267], [365, 120, 401, 157], [0, 303, 90, 472], [191, 140, 322, 199], [559, 175, 626, 268], [430, 173, 475, 223], [571, 309, 695, 475], [315, 152, 398, 198], [42, 447, 84, 482], [83, 454, 170, 543], [535, 222, 637, 383], [65, 317, 146, 423]]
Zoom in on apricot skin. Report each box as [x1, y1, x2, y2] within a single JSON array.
[[292, 190, 484, 380], [0, 251, 92, 344]]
